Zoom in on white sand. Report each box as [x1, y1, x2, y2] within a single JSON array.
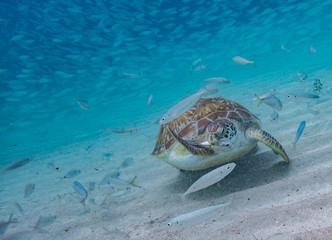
[[1, 69, 332, 240]]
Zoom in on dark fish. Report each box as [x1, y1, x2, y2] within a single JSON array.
[[103, 152, 113, 161], [72, 181, 87, 200], [24, 184, 35, 198], [103, 128, 141, 135], [2, 157, 32, 172], [0, 213, 14, 234], [120, 157, 133, 168], [84, 144, 95, 153], [35, 215, 56, 229], [65, 169, 81, 178], [72, 181, 89, 212]]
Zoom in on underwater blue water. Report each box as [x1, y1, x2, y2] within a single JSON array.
[[0, 1, 332, 239], [1, 0, 331, 164]]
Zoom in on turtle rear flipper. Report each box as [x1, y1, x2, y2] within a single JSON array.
[[246, 128, 289, 163], [167, 127, 214, 156]]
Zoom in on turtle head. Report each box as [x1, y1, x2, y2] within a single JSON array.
[[207, 119, 237, 146]]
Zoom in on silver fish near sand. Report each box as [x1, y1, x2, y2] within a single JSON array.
[[24, 183, 35, 198], [103, 127, 141, 135], [184, 163, 236, 196], [72, 181, 88, 200], [159, 85, 220, 124], [119, 157, 134, 168], [167, 203, 229, 226], [294, 121, 306, 146], [232, 56, 254, 65], [2, 157, 32, 172], [72, 181, 89, 212], [203, 77, 231, 84], [285, 93, 320, 103], [106, 176, 141, 190], [254, 89, 282, 110], [65, 169, 81, 178], [270, 111, 279, 121]]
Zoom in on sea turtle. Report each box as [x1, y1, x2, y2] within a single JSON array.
[[151, 97, 289, 171]]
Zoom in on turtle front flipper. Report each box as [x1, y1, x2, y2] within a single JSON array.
[[245, 128, 289, 163], [167, 127, 214, 156]]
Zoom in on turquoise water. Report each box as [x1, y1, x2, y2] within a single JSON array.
[[1, 1, 332, 239], [1, 0, 331, 162]]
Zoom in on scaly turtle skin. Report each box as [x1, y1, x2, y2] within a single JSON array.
[[151, 97, 289, 171]]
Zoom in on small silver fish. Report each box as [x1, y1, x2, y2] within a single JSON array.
[[232, 56, 254, 65], [72, 181, 88, 200], [167, 203, 229, 226], [310, 45, 317, 54], [294, 121, 306, 147], [147, 94, 154, 108], [66, 169, 81, 178], [203, 77, 231, 84], [184, 163, 236, 196], [193, 64, 207, 72], [34, 215, 56, 229], [120, 157, 134, 168], [72, 181, 89, 212], [103, 128, 141, 135], [160, 86, 219, 124], [285, 93, 320, 103], [254, 90, 282, 110], [270, 111, 279, 121], [77, 100, 88, 110], [281, 45, 291, 52], [191, 58, 202, 66], [122, 72, 140, 78], [24, 183, 35, 198], [106, 176, 141, 190], [297, 73, 308, 82], [2, 157, 32, 172]]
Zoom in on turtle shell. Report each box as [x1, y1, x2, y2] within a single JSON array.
[[152, 97, 260, 156]]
